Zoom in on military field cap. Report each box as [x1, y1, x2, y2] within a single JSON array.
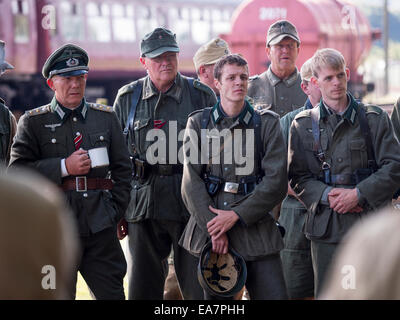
[[140, 27, 179, 58], [42, 43, 89, 79], [267, 20, 300, 47], [193, 38, 230, 71], [0, 40, 14, 74]]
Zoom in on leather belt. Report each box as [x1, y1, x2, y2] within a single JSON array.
[[222, 181, 257, 195], [61, 177, 113, 192], [318, 174, 356, 186]]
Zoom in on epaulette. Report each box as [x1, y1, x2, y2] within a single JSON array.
[[293, 109, 312, 120], [117, 81, 137, 96], [256, 108, 280, 119], [188, 108, 205, 119], [192, 79, 214, 96], [0, 97, 5, 105], [249, 75, 260, 81], [26, 104, 51, 117], [89, 103, 113, 113], [363, 104, 382, 115]]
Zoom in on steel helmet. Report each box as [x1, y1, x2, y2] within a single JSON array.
[[197, 242, 247, 297]]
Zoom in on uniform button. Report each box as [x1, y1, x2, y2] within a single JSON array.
[[51, 138, 56, 143], [76, 132, 80, 136], [83, 193, 88, 198], [100, 136, 104, 141], [223, 202, 228, 206], [73, 117, 78, 122], [224, 167, 228, 171], [337, 157, 343, 163], [280, 110, 284, 114]]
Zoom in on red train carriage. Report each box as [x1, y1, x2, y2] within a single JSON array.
[[0, 0, 379, 111]]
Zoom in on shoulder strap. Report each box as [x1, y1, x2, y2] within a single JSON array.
[[187, 78, 201, 109], [253, 112, 263, 177], [357, 104, 378, 172], [123, 80, 143, 142]]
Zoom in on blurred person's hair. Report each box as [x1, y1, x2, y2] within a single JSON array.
[[320, 206, 400, 300], [0, 167, 78, 299]]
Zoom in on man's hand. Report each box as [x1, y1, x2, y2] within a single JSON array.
[[328, 188, 363, 214], [65, 149, 91, 175], [207, 205, 239, 239], [211, 233, 229, 254]]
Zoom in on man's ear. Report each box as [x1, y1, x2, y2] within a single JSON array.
[[46, 78, 55, 91], [265, 46, 271, 59], [198, 65, 207, 78], [214, 78, 221, 91], [310, 76, 319, 88], [139, 57, 146, 68], [345, 67, 350, 82], [300, 81, 309, 95]]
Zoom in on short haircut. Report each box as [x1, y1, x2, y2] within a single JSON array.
[[311, 48, 346, 78], [213, 54, 248, 81], [300, 58, 313, 84]]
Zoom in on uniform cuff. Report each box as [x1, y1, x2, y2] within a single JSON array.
[[320, 186, 333, 205], [61, 158, 69, 177]]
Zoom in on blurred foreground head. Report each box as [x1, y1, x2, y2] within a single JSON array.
[[0, 168, 78, 299], [320, 206, 400, 300]]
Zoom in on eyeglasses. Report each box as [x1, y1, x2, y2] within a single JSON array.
[[272, 43, 297, 51]]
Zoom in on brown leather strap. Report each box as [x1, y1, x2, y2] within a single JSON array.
[[61, 177, 113, 192]]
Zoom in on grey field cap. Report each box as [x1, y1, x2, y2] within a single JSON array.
[[267, 20, 300, 47], [140, 27, 180, 58]]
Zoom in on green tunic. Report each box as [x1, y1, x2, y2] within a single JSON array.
[[289, 94, 400, 243], [113, 72, 217, 223], [179, 101, 287, 261], [247, 66, 307, 117]]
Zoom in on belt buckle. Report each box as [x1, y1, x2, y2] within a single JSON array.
[[76, 176, 87, 192], [158, 165, 172, 176], [224, 182, 239, 194]]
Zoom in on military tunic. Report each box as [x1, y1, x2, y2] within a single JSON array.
[[0, 98, 17, 165], [278, 98, 314, 299], [289, 94, 400, 242], [289, 94, 400, 295], [391, 97, 400, 141], [113, 72, 217, 300], [179, 101, 288, 299], [10, 97, 132, 299], [179, 101, 287, 260], [247, 66, 307, 117]]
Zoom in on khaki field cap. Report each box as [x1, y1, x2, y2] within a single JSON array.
[[42, 43, 89, 79], [267, 20, 300, 47], [141, 27, 179, 58], [193, 38, 230, 71]]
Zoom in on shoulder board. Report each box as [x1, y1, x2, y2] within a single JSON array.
[[89, 103, 114, 113], [117, 80, 139, 96], [293, 109, 312, 120], [26, 104, 51, 117], [192, 79, 214, 96], [256, 108, 279, 119], [363, 104, 382, 115], [188, 108, 205, 119], [249, 75, 259, 81]]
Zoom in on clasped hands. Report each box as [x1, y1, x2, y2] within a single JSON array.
[[328, 187, 363, 214], [207, 205, 239, 254]]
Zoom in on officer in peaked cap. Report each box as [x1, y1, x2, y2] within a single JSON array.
[[10, 43, 132, 299], [193, 37, 231, 96], [42, 43, 89, 79], [0, 40, 17, 165], [114, 27, 217, 300]]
